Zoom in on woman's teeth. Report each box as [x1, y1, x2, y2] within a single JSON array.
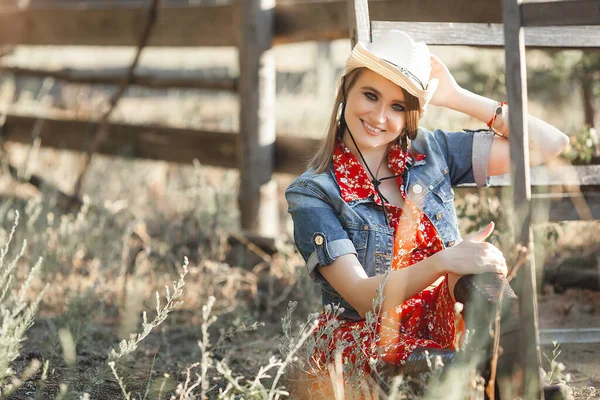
[[362, 120, 383, 133]]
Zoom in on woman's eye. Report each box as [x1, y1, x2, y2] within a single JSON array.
[[392, 104, 405, 112], [364, 92, 377, 101]]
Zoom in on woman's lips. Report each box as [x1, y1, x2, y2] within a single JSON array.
[[361, 119, 385, 136]]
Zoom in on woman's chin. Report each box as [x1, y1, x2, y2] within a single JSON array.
[[357, 137, 389, 150]]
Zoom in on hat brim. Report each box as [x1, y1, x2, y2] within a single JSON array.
[[345, 42, 438, 115]]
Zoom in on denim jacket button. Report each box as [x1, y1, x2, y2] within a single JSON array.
[[413, 184, 423, 194], [363, 225, 369, 231], [447, 240, 456, 247], [436, 211, 443, 220], [314, 235, 324, 246]]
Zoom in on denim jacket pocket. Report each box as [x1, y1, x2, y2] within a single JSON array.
[[429, 175, 454, 203]]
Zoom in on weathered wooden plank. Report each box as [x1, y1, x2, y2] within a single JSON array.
[[372, 21, 600, 48], [487, 164, 600, 188], [274, 0, 504, 44], [0, 0, 504, 47], [502, 0, 543, 396], [0, 113, 321, 174], [0, 66, 238, 91], [522, 0, 600, 28], [238, 0, 278, 237], [455, 188, 600, 222], [0, 4, 237, 47], [2, 113, 599, 181], [1, 114, 239, 168], [0, 1, 596, 47], [347, 0, 371, 47], [537, 192, 600, 221]]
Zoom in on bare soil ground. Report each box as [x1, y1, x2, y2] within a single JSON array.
[[538, 288, 600, 397]]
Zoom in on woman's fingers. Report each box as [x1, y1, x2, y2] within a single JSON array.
[[464, 221, 495, 243], [484, 254, 507, 276], [447, 239, 508, 276]]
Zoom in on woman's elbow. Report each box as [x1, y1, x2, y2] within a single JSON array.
[[555, 131, 570, 154]]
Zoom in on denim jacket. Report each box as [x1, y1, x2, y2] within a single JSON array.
[[285, 128, 494, 321]]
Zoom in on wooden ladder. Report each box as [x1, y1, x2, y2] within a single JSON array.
[[348, 0, 600, 398]]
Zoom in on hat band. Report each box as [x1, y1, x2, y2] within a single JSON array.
[[381, 58, 427, 91]]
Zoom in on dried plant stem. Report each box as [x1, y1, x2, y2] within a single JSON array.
[[507, 243, 528, 282], [200, 296, 216, 400], [180, 362, 200, 400], [486, 284, 507, 400], [108, 361, 131, 400], [267, 321, 319, 400]]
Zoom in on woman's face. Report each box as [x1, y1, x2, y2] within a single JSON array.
[[343, 69, 407, 150]]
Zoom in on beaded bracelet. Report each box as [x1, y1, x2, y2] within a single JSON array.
[[486, 101, 507, 138]]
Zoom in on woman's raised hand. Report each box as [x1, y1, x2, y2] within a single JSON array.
[[428, 54, 462, 108], [441, 222, 508, 277]]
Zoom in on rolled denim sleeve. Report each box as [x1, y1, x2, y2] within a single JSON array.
[[472, 130, 494, 188], [285, 183, 357, 283], [432, 129, 493, 187]]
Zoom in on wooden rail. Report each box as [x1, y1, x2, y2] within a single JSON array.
[[2, 112, 599, 221], [0, 113, 319, 175], [0, 66, 238, 91], [372, 22, 600, 48], [522, 0, 600, 28], [0, 0, 596, 48]]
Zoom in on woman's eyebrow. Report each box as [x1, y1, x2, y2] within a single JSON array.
[[361, 86, 406, 104]]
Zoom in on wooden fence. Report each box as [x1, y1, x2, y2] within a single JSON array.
[[0, 0, 599, 237]]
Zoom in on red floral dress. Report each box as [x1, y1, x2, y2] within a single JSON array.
[[312, 140, 458, 374]]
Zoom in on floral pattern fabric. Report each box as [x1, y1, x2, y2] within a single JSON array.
[[314, 140, 456, 372]]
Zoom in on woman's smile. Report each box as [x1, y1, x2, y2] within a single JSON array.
[[360, 119, 386, 136]]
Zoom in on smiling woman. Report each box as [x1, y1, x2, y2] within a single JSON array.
[[285, 30, 569, 397]]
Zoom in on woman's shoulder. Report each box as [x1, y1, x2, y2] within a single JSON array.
[[411, 127, 444, 154], [412, 127, 469, 155], [286, 166, 338, 198], [287, 167, 336, 189]]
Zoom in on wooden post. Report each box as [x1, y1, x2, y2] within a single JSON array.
[[316, 42, 336, 111], [348, 0, 371, 47], [237, 0, 278, 237], [502, 0, 543, 398]]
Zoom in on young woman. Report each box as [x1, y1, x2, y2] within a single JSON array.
[[285, 31, 569, 394]]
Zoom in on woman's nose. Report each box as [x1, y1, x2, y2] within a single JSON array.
[[372, 106, 386, 124]]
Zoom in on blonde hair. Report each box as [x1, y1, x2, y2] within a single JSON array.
[[308, 68, 421, 174]]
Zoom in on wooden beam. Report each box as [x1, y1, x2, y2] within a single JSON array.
[[487, 164, 600, 188], [1, 113, 239, 168], [522, 0, 600, 28], [0, 113, 319, 174], [0, 4, 237, 47], [0, 66, 238, 91], [372, 22, 600, 48], [3, 113, 600, 182], [0, 1, 596, 47], [273, 0, 505, 44], [238, 0, 278, 237], [0, 0, 505, 47], [536, 192, 600, 222], [347, 0, 371, 47], [454, 188, 600, 222], [502, 0, 543, 396]]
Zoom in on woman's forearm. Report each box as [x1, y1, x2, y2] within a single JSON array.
[[447, 88, 569, 165], [495, 110, 570, 165], [355, 252, 447, 318]]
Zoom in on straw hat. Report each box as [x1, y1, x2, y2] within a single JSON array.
[[344, 30, 438, 115]]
